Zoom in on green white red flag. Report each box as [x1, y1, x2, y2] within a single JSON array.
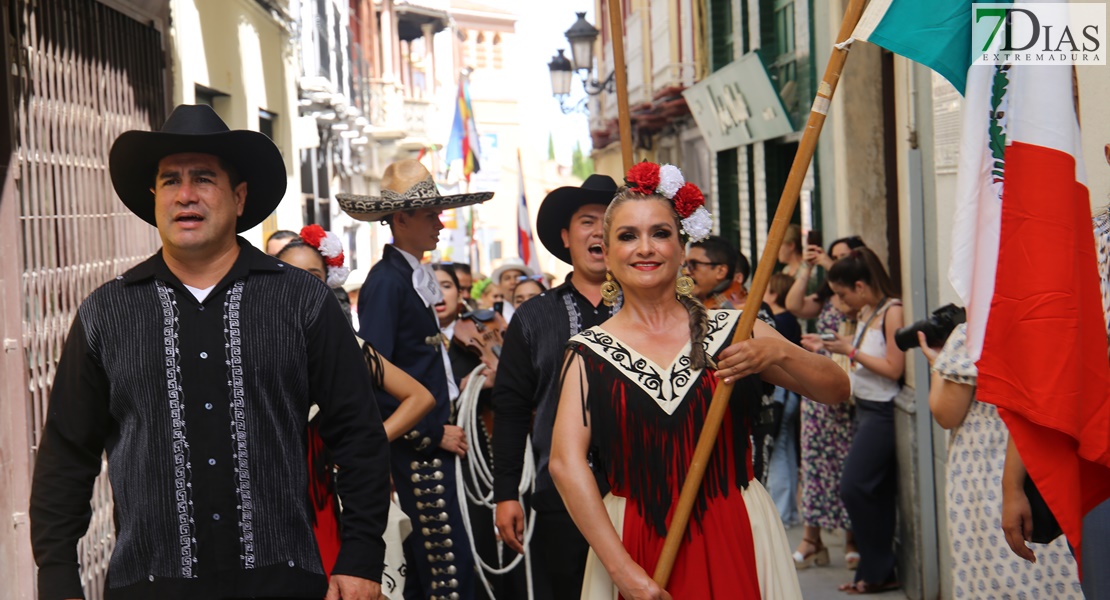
[[855, 0, 1110, 567], [962, 63, 1110, 567]]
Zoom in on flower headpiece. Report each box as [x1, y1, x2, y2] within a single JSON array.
[[624, 162, 712, 243], [299, 224, 350, 288], [471, 277, 494, 299]]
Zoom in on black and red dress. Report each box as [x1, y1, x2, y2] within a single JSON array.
[[565, 310, 801, 599]]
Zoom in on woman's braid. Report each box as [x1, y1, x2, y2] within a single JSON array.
[[678, 293, 716, 371]]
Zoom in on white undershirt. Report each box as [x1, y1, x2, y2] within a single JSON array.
[[183, 284, 215, 303]]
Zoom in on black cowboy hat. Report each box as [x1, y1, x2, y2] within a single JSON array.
[[109, 104, 287, 232], [536, 174, 618, 265]]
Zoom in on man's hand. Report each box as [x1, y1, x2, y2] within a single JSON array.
[[1001, 483, 1038, 563], [495, 499, 526, 554], [439, 424, 468, 456], [325, 574, 382, 600]]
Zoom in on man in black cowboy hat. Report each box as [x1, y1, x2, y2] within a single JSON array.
[[491, 174, 619, 600], [29, 104, 390, 600], [338, 159, 493, 600]]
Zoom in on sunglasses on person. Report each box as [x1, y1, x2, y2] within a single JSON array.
[[682, 259, 721, 270]]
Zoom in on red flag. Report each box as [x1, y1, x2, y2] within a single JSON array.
[[516, 151, 541, 274]]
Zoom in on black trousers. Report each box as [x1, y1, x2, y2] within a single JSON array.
[[528, 491, 590, 600], [840, 398, 898, 586]]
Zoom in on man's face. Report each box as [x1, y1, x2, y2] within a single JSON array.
[[153, 152, 245, 256], [499, 269, 525, 295], [456, 271, 473, 299], [395, 208, 444, 254], [684, 246, 727, 300], [561, 204, 607, 283]]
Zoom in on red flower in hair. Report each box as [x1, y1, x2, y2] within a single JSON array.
[[325, 252, 345, 268], [625, 162, 661, 195], [299, 224, 326, 248], [671, 183, 704, 219]]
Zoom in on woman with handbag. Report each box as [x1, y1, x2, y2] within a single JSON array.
[[919, 323, 1081, 599], [821, 247, 903, 594]]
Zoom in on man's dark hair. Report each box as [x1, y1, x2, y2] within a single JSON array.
[[735, 251, 751, 285], [382, 209, 417, 227], [689, 235, 738, 281], [451, 262, 472, 277], [217, 156, 243, 188]]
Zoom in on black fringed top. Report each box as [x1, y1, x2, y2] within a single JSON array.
[[564, 310, 769, 536]]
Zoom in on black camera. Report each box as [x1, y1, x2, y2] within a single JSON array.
[[894, 304, 966, 351]]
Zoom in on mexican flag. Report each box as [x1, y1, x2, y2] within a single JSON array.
[[855, 0, 1110, 566], [969, 62, 1110, 569], [852, 0, 990, 93]]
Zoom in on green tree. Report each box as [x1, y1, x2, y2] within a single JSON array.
[[571, 141, 594, 180], [547, 133, 556, 161]]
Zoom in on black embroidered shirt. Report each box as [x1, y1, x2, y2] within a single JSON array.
[[30, 239, 391, 600]]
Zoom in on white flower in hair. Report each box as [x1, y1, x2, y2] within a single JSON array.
[[681, 206, 713, 243], [656, 164, 685, 198], [318, 232, 343, 258], [326, 265, 350, 288]]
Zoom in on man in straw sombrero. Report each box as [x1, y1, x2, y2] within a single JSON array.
[[338, 159, 492, 600], [29, 104, 391, 600]]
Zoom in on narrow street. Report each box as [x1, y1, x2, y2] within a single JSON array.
[[785, 527, 908, 600]]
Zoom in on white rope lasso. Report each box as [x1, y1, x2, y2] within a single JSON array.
[[454, 364, 537, 600]]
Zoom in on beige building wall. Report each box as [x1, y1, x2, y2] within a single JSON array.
[[168, 0, 301, 248]]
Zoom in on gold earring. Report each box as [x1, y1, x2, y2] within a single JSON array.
[[601, 272, 622, 307], [675, 275, 695, 298]]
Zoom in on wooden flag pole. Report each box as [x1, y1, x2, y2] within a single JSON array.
[[607, 0, 634, 172], [652, 0, 868, 587]]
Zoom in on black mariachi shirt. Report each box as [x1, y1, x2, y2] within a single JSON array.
[[30, 239, 390, 600], [491, 280, 619, 506]]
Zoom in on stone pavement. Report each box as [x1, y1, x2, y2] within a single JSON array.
[[785, 525, 908, 600]]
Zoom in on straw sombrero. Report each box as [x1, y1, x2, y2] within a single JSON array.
[[337, 159, 493, 222]]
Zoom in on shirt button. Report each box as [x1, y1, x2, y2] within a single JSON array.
[[208, 458, 216, 466], [212, 513, 221, 521], [198, 305, 205, 311], [288, 560, 295, 567], [148, 575, 154, 582], [200, 352, 208, 359], [204, 403, 213, 410]]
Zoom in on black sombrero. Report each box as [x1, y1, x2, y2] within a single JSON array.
[[337, 159, 493, 222], [536, 174, 619, 264], [109, 104, 287, 232]]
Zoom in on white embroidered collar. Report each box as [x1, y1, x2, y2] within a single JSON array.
[[572, 310, 739, 414]]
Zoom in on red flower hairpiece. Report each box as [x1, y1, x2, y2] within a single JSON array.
[[672, 183, 705, 219], [625, 162, 661, 195]]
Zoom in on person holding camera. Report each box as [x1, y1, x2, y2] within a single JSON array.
[[821, 247, 904, 594], [915, 321, 1081, 598], [787, 235, 865, 570]]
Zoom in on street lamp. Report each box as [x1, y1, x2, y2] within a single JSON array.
[[564, 12, 599, 72], [547, 12, 616, 114], [548, 49, 573, 98]]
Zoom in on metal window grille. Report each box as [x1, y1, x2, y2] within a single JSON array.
[[1, 0, 166, 597]]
